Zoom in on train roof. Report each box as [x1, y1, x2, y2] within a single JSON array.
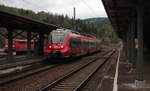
[[51, 28, 97, 39], [51, 28, 101, 42]]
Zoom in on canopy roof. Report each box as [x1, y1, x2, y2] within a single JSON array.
[[0, 10, 59, 34], [102, 0, 150, 39]]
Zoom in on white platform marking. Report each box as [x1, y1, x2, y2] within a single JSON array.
[[113, 49, 121, 91]]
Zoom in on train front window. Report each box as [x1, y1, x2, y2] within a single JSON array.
[[50, 33, 66, 44]]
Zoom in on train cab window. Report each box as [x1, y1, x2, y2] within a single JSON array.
[[50, 32, 67, 44]]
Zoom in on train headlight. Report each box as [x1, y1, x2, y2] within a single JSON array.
[[49, 45, 52, 48], [60, 45, 64, 48]]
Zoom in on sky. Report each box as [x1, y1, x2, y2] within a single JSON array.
[[0, 0, 107, 19]]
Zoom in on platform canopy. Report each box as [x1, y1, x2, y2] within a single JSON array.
[[0, 10, 59, 34], [102, 0, 150, 39]]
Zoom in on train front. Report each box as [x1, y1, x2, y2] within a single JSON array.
[[45, 29, 71, 58]]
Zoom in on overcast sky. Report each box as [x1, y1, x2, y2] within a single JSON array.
[[0, 0, 107, 19]]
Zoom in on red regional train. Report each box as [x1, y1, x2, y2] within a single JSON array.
[[4, 39, 34, 54], [45, 29, 101, 58]]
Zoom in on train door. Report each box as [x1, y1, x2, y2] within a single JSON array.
[[70, 38, 75, 56], [70, 37, 80, 56]]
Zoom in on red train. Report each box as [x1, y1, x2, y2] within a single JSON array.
[[44, 29, 101, 58], [4, 39, 34, 54]]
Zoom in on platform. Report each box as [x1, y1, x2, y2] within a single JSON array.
[[99, 50, 150, 91]]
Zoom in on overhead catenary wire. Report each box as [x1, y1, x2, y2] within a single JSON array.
[[80, 0, 101, 17], [72, 0, 100, 18]]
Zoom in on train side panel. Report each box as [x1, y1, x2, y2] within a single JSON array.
[[4, 39, 34, 52]]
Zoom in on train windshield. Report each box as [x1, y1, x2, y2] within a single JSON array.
[[49, 32, 66, 44]]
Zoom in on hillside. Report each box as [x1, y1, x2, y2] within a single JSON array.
[[83, 17, 110, 25], [0, 5, 120, 43]]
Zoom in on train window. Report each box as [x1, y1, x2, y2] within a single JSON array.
[[76, 40, 78, 45], [70, 38, 76, 47], [81, 41, 84, 48], [82, 41, 86, 48], [0, 40, 2, 44], [70, 38, 81, 48], [19, 41, 27, 44], [5, 40, 15, 43], [89, 42, 95, 48], [77, 39, 81, 47], [50, 32, 66, 44], [84, 42, 86, 48], [75, 39, 79, 47], [0, 40, 4, 48], [70, 38, 73, 47], [48, 34, 52, 43], [86, 42, 88, 48]]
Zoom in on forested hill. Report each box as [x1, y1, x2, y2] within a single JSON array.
[[83, 17, 109, 25], [0, 5, 120, 43]]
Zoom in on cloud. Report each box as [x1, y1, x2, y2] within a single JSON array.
[[0, 0, 107, 19]]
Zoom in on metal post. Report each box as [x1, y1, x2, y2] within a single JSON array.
[[38, 33, 44, 56], [123, 40, 127, 58], [131, 21, 136, 69], [124, 37, 128, 59], [135, 0, 145, 88], [126, 31, 130, 61], [34, 39, 38, 56], [73, 7, 76, 30], [7, 29, 13, 59], [129, 28, 132, 63], [73, 7, 76, 21], [136, 0, 143, 81], [27, 32, 32, 57]]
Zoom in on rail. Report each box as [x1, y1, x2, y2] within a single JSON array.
[[39, 50, 115, 91]]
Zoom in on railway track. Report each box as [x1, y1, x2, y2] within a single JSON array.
[[0, 51, 104, 86], [39, 50, 115, 91], [0, 56, 46, 70], [0, 62, 58, 86], [0, 50, 114, 90]]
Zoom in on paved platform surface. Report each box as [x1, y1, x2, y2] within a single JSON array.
[[100, 50, 150, 91]]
